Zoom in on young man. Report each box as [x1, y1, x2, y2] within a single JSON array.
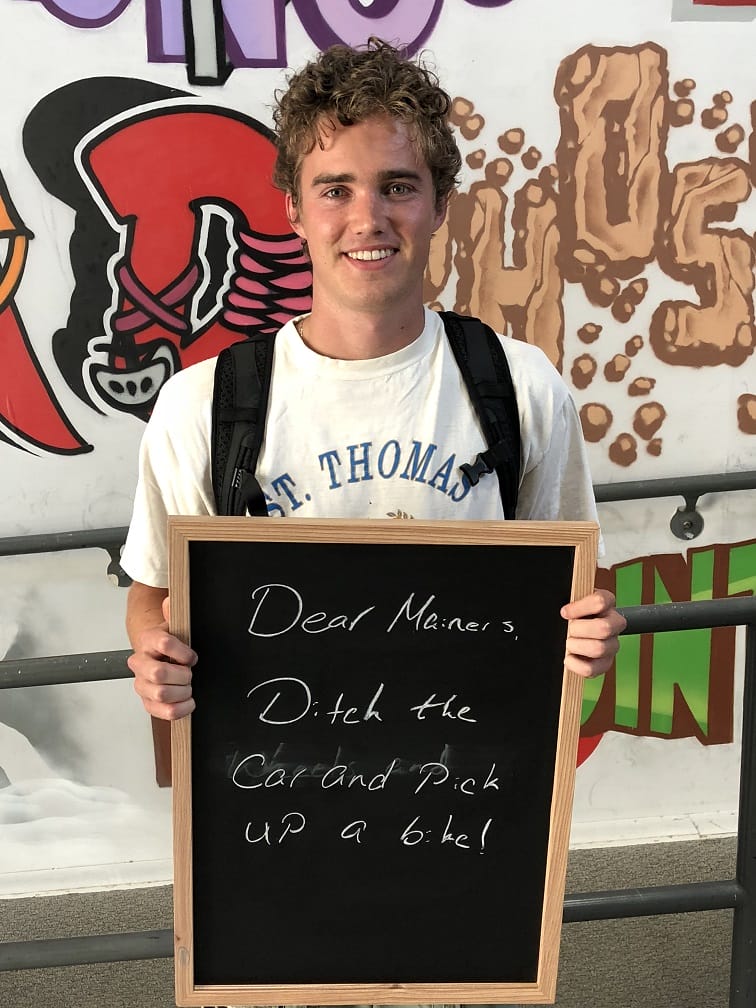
[[123, 39, 625, 725]]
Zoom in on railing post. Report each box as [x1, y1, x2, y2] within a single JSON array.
[[730, 617, 756, 1007]]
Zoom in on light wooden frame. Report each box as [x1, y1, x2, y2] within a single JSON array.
[[169, 516, 598, 1006]]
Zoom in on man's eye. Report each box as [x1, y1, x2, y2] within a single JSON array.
[[324, 187, 346, 198], [388, 183, 410, 195]]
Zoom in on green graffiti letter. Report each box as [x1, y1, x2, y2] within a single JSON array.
[[650, 550, 714, 737], [614, 563, 643, 729], [728, 542, 756, 597]]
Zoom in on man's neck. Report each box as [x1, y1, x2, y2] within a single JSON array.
[[297, 302, 427, 361]]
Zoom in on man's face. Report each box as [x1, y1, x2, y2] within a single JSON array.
[[286, 115, 446, 328]]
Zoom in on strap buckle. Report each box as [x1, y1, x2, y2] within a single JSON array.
[[459, 449, 496, 487]]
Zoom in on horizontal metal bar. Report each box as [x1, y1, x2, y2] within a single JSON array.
[[0, 471, 754, 559], [564, 880, 744, 922], [0, 929, 173, 971], [0, 527, 129, 558], [2, 600, 754, 692], [0, 651, 132, 689], [620, 597, 756, 635], [594, 470, 756, 505], [1, 879, 742, 971]]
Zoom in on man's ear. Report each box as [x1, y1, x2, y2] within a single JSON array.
[[433, 194, 449, 233], [286, 193, 304, 237]]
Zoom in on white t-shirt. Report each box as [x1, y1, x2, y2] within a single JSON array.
[[121, 310, 598, 588]]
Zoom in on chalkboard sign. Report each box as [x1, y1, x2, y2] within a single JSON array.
[[169, 517, 598, 1006]]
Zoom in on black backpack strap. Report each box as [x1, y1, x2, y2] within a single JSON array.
[[439, 311, 521, 520], [211, 335, 276, 516]]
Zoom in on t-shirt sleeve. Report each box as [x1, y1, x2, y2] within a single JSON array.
[[501, 337, 600, 537], [516, 392, 599, 525], [120, 364, 216, 588]]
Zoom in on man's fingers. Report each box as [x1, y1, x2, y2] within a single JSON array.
[[127, 652, 194, 686], [564, 652, 615, 680], [562, 592, 627, 636], [131, 660, 196, 720], [134, 677, 193, 705], [139, 695, 196, 721], [566, 632, 620, 661], [136, 625, 197, 666], [127, 605, 197, 722], [562, 589, 625, 680], [561, 588, 620, 621], [567, 614, 625, 645]]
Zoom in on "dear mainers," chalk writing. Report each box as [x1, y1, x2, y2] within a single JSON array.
[[246, 582, 516, 637]]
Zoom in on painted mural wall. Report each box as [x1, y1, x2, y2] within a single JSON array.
[[1, 0, 754, 894]]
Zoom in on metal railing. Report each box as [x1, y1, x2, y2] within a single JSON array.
[[593, 469, 756, 541], [0, 469, 754, 569], [1, 469, 755, 1003], [3, 469, 754, 691]]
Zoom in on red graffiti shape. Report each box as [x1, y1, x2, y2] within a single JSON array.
[[576, 733, 603, 767], [0, 302, 89, 453], [81, 107, 311, 414]]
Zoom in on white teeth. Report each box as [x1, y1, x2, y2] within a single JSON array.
[[347, 249, 394, 261]]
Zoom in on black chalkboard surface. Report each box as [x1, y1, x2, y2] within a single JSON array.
[[169, 517, 598, 1006]]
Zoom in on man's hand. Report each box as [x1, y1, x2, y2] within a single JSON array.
[[561, 589, 626, 679], [126, 584, 198, 720]]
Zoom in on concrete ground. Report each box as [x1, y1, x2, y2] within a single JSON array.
[[0, 836, 736, 1008]]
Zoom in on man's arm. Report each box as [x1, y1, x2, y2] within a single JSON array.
[[561, 589, 626, 679], [126, 582, 197, 720]]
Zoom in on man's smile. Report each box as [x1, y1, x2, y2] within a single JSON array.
[[345, 248, 397, 261]]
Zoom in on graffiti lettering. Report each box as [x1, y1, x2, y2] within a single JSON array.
[[651, 158, 755, 366], [27, 0, 515, 77], [582, 540, 756, 745], [555, 44, 668, 287], [433, 169, 566, 369], [31, 0, 131, 28], [429, 42, 756, 402], [163, 0, 287, 71]]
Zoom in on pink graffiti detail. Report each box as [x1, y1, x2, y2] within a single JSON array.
[[225, 231, 311, 330], [113, 261, 198, 336]]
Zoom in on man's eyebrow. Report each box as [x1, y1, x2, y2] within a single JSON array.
[[309, 169, 423, 187], [310, 172, 354, 187]]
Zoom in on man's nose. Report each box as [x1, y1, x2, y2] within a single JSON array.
[[351, 190, 386, 233]]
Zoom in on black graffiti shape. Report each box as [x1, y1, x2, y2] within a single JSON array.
[[22, 78, 191, 412]]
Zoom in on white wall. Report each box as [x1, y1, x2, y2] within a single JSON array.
[[0, 0, 754, 894]]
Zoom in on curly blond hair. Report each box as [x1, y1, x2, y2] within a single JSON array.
[[272, 37, 461, 207]]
